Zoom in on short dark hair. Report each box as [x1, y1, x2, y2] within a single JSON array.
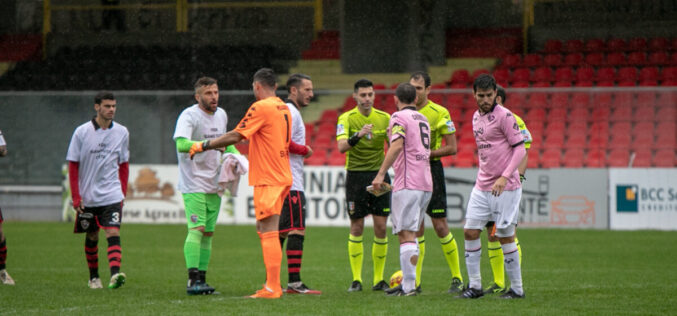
[[353, 78, 373, 92], [409, 71, 431, 88], [473, 74, 497, 92], [94, 91, 115, 104], [194, 77, 217, 93], [395, 83, 416, 104], [286, 73, 311, 93], [253, 68, 277, 88], [496, 84, 507, 103]]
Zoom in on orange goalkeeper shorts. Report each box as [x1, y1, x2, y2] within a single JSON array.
[[253, 185, 291, 220]]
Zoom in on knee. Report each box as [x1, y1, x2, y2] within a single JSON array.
[[463, 229, 479, 240], [203, 231, 213, 237], [192, 226, 205, 233], [432, 219, 449, 236]]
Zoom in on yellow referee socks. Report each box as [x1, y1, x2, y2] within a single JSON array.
[[348, 234, 363, 283], [372, 236, 388, 284], [516, 236, 522, 265], [487, 240, 505, 288], [415, 236, 425, 287], [439, 232, 463, 281]]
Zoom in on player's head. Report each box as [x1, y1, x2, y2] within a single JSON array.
[[353, 78, 375, 112], [252, 68, 278, 100], [473, 74, 497, 114], [94, 91, 116, 121], [394, 83, 417, 109], [194, 77, 219, 113], [409, 71, 431, 108], [286, 73, 313, 108], [495, 84, 507, 105]]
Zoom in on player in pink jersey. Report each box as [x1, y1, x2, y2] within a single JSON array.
[[372, 83, 432, 296], [458, 74, 526, 299]]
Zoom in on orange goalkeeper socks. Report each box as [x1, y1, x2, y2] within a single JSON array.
[[260, 231, 282, 293]]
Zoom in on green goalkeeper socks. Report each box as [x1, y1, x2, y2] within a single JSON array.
[[184, 229, 202, 269], [199, 235, 212, 271]]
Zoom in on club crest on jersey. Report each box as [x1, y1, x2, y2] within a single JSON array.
[[488, 114, 495, 122], [190, 214, 198, 223], [336, 124, 345, 136], [291, 196, 298, 204], [348, 201, 355, 214], [513, 123, 519, 131]]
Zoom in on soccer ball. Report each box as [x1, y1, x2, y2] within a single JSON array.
[[389, 270, 403, 288]]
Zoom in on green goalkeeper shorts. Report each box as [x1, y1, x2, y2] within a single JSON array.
[[183, 193, 221, 232]]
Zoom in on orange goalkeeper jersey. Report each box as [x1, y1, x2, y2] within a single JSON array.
[[235, 96, 293, 186]]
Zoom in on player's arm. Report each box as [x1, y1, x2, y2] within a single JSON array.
[[432, 133, 457, 158], [372, 137, 403, 190], [119, 162, 129, 197], [492, 143, 526, 196], [68, 161, 84, 213], [191, 130, 244, 158], [0, 130, 6, 157], [289, 141, 313, 158], [514, 114, 532, 182], [337, 124, 373, 153]]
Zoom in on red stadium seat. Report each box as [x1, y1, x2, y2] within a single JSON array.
[[632, 149, 653, 167], [553, 81, 572, 87], [584, 38, 605, 53], [648, 37, 669, 51], [654, 133, 676, 150], [493, 69, 510, 85], [605, 52, 626, 66], [652, 149, 676, 167], [591, 107, 611, 121], [525, 93, 548, 109], [639, 67, 659, 82], [566, 133, 587, 149], [551, 93, 569, 108], [320, 109, 339, 123], [587, 135, 608, 150], [631, 133, 655, 151], [647, 52, 668, 66], [635, 91, 656, 107], [544, 39, 563, 54], [592, 92, 613, 108], [595, 67, 616, 82], [454, 150, 476, 167], [614, 92, 634, 107], [563, 148, 585, 167], [638, 79, 658, 86], [449, 69, 471, 86], [616, 67, 638, 82], [627, 52, 647, 66], [547, 121, 566, 133], [527, 149, 540, 168], [531, 82, 551, 88], [542, 134, 564, 150], [655, 106, 677, 122], [327, 152, 346, 166], [660, 67, 677, 82], [531, 67, 553, 83], [590, 121, 610, 136], [633, 107, 655, 122], [373, 83, 386, 90], [472, 69, 490, 79], [564, 39, 584, 53], [563, 53, 584, 66], [548, 108, 567, 122], [575, 66, 595, 83], [607, 149, 630, 167], [500, 54, 522, 68], [608, 133, 631, 150], [554, 67, 574, 82], [574, 80, 593, 87], [526, 108, 546, 122], [510, 68, 530, 83], [569, 107, 589, 122], [570, 93, 590, 108], [523, 54, 543, 68], [585, 149, 606, 167], [544, 54, 563, 67], [584, 53, 604, 67], [670, 52, 677, 65], [541, 149, 562, 167], [305, 149, 327, 165], [627, 38, 647, 52], [510, 81, 529, 88], [606, 38, 627, 52]]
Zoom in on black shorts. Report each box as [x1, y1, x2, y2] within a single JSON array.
[[426, 160, 447, 218], [345, 170, 391, 220], [279, 190, 306, 233], [74, 202, 122, 233]]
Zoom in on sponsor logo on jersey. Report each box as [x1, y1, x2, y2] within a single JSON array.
[[336, 124, 345, 136], [445, 120, 456, 133]]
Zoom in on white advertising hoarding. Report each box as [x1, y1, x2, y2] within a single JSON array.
[[609, 168, 677, 230]]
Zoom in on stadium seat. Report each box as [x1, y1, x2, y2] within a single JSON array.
[[631, 132, 655, 150], [564, 39, 584, 53], [525, 93, 548, 109], [531, 67, 553, 83], [638, 79, 658, 86], [608, 133, 632, 150], [563, 53, 584, 66], [607, 149, 630, 167], [647, 52, 668, 66], [541, 149, 562, 168], [660, 67, 677, 82], [595, 67, 616, 82], [547, 121, 566, 133], [320, 109, 339, 123], [549, 93, 568, 109], [575, 66, 595, 83], [570, 93, 590, 108], [554, 67, 574, 82], [654, 133, 676, 150], [526, 149, 540, 168], [544, 54, 563, 67], [648, 37, 669, 51], [606, 38, 627, 52], [617, 67, 639, 82], [631, 148, 653, 167], [511, 81, 530, 88], [327, 152, 345, 166], [543, 133, 565, 149], [523, 54, 543, 68], [639, 67, 659, 82], [510, 68, 530, 83], [500, 54, 522, 68], [614, 92, 634, 107], [548, 107, 567, 122], [492, 69, 510, 85], [627, 52, 647, 66], [526, 108, 546, 122], [584, 53, 604, 67], [544, 39, 563, 54], [655, 106, 676, 122], [605, 52, 626, 66], [553, 81, 572, 87], [569, 107, 589, 122], [584, 38, 605, 53], [585, 149, 606, 167], [305, 150, 327, 165], [627, 38, 647, 52], [454, 150, 476, 167], [587, 134, 608, 150], [563, 148, 585, 167], [591, 107, 611, 121], [566, 133, 587, 149], [670, 52, 677, 65], [471, 69, 490, 79], [635, 91, 656, 107], [633, 107, 655, 122], [592, 92, 613, 107], [449, 69, 471, 86], [652, 149, 675, 167]]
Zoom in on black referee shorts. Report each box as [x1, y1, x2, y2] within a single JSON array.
[[426, 160, 448, 218], [345, 170, 391, 220]]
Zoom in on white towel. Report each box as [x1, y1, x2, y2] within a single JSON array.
[[218, 153, 249, 196]]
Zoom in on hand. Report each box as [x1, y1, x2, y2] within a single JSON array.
[[491, 176, 507, 196], [371, 175, 384, 191], [189, 141, 209, 159], [304, 145, 313, 158], [73, 199, 84, 214], [358, 124, 373, 138]]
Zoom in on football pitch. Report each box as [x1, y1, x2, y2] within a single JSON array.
[[1, 222, 676, 315]]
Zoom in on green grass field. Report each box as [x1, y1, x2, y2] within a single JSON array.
[[1, 222, 677, 315]]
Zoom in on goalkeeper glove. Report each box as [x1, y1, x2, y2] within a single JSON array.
[[519, 174, 526, 183], [189, 140, 210, 159]]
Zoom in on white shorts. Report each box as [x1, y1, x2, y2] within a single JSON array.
[[464, 187, 522, 231], [391, 189, 432, 234]]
